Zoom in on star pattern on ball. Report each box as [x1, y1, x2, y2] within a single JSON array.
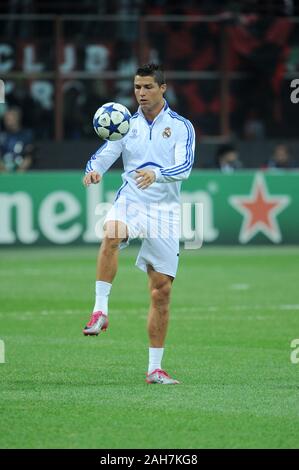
[[93, 116, 101, 128], [102, 104, 117, 114], [108, 121, 122, 133]]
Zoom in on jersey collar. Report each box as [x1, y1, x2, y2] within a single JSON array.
[[137, 99, 170, 122]]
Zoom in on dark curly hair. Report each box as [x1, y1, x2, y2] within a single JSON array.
[[135, 63, 166, 86]]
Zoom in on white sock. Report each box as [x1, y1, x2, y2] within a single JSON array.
[[93, 281, 112, 315], [148, 347, 164, 374]]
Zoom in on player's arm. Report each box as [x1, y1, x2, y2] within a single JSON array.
[[153, 120, 195, 183], [83, 140, 122, 186]]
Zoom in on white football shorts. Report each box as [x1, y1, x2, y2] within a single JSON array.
[[104, 195, 180, 278]]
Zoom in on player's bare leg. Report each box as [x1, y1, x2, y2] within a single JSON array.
[[83, 220, 128, 336], [97, 220, 128, 282], [147, 267, 172, 347], [146, 266, 179, 384]]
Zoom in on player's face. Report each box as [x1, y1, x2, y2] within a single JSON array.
[[134, 75, 166, 114]]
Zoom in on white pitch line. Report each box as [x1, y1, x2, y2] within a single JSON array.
[[279, 304, 299, 310], [2, 304, 299, 319], [230, 284, 250, 290]]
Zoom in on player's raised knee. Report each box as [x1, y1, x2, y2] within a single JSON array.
[[103, 221, 128, 246]]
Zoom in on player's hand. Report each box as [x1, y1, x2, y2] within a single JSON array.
[[83, 171, 101, 187], [135, 169, 156, 190]]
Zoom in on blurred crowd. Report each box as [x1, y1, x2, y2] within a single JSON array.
[[214, 142, 298, 172], [1, 1, 298, 16], [0, 106, 36, 172], [0, 104, 298, 172], [0, 0, 299, 167]]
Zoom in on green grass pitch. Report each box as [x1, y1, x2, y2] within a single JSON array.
[[0, 246, 299, 449]]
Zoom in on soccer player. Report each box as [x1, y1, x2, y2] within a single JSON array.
[[82, 63, 195, 384]]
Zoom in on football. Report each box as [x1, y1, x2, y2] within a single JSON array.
[[93, 102, 131, 141]]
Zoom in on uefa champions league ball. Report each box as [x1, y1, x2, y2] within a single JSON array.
[[93, 102, 131, 141]]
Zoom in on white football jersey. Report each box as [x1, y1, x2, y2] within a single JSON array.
[[85, 100, 195, 206]]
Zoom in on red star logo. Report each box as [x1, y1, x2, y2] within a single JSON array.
[[229, 174, 290, 243]]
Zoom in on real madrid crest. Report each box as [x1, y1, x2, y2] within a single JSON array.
[[130, 128, 138, 138], [162, 127, 172, 138]]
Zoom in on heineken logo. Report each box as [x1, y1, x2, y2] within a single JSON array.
[[0, 172, 295, 246], [229, 173, 290, 243]]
